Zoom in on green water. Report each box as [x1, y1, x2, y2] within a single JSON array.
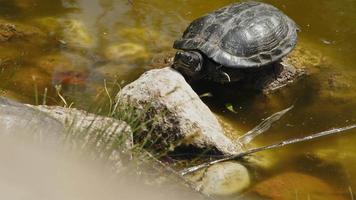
[[0, 0, 355, 199]]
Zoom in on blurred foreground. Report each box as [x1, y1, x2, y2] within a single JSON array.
[[0, 134, 204, 200]]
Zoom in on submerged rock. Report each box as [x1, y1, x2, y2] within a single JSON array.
[[11, 66, 52, 95], [256, 61, 305, 94], [116, 67, 242, 155], [93, 63, 142, 82], [35, 52, 91, 86], [104, 42, 150, 63], [317, 71, 355, 104], [0, 19, 47, 43], [248, 172, 347, 200], [32, 17, 96, 50], [94, 63, 130, 77], [0, 23, 22, 42], [60, 19, 96, 49], [52, 71, 88, 86], [223, 54, 307, 94], [284, 44, 325, 75], [13, 0, 38, 9], [32, 17, 61, 33], [36, 52, 91, 72], [117, 27, 172, 51]]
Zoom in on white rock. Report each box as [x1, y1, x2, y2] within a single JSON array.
[[200, 162, 250, 196], [116, 67, 242, 155]]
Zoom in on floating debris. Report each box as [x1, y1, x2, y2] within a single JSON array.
[[238, 105, 294, 145]]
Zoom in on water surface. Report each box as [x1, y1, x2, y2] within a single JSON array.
[[0, 0, 355, 198]]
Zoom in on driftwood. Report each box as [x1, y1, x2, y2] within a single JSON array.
[[238, 105, 294, 145], [180, 124, 356, 176]]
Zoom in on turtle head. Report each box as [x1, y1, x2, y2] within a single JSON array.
[[173, 51, 203, 78]]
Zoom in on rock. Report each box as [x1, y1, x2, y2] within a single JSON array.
[[0, 97, 132, 165], [225, 59, 305, 94], [30, 52, 92, 87], [0, 42, 20, 60], [36, 52, 91, 71], [52, 71, 88, 86], [215, 113, 244, 140], [11, 67, 52, 95], [13, 0, 36, 9], [318, 71, 355, 104], [32, 105, 132, 150], [32, 17, 96, 49], [0, 97, 64, 136], [314, 146, 356, 190], [116, 67, 242, 155], [292, 153, 350, 186], [259, 61, 306, 94], [35, 52, 91, 76], [248, 172, 347, 200], [104, 42, 150, 63], [284, 44, 325, 75], [0, 23, 22, 42], [0, 19, 48, 45], [117, 27, 171, 51], [314, 147, 356, 165], [0, 19, 56, 72], [60, 19, 96, 49], [190, 162, 250, 196], [32, 17, 62, 35], [93, 63, 136, 81], [224, 44, 326, 94]]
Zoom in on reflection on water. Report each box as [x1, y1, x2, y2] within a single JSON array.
[[0, 0, 355, 198]]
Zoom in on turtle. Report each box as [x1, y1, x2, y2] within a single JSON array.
[[172, 1, 299, 83]]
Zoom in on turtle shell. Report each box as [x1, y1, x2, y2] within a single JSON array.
[[173, 2, 298, 68]]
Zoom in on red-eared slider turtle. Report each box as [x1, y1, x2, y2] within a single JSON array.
[[173, 2, 298, 83]]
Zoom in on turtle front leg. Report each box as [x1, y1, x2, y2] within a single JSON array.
[[209, 65, 232, 84]]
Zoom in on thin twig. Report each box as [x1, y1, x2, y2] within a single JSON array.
[[349, 186, 354, 200], [104, 79, 113, 115], [238, 105, 294, 145], [180, 124, 356, 176]]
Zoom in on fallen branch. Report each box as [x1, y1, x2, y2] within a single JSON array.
[[238, 105, 294, 145], [180, 124, 356, 176]]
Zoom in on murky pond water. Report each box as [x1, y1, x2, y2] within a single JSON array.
[[0, 0, 355, 199]]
